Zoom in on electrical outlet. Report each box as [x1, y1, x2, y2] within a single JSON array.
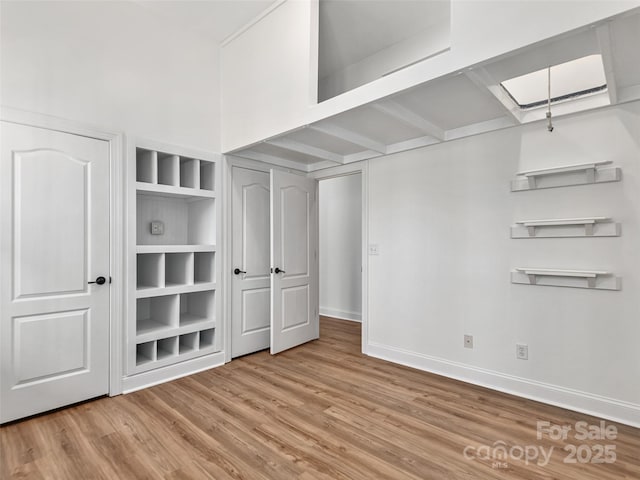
[[464, 334, 473, 349], [150, 221, 164, 235], [516, 344, 528, 360], [368, 244, 379, 255]]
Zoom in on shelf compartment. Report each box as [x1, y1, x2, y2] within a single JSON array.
[[194, 252, 215, 284], [199, 328, 215, 349], [180, 290, 215, 327], [157, 153, 179, 186], [137, 244, 215, 254], [165, 252, 194, 287], [511, 217, 621, 238], [179, 332, 199, 355], [136, 341, 156, 366], [180, 158, 200, 189], [157, 336, 178, 361], [137, 253, 164, 290], [200, 161, 215, 191], [136, 194, 215, 246], [511, 161, 621, 191], [136, 295, 179, 335], [511, 268, 621, 290], [136, 149, 157, 184]]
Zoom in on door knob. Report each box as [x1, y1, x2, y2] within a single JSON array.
[[233, 268, 246, 275], [88, 276, 107, 285], [274, 267, 285, 274]]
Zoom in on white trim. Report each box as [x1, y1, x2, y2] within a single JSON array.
[[221, 0, 287, 46], [122, 352, 225, 393], [310, 161, 369, 355], [320, 307, 361, 322], [0, 106, 125, 396], [367, 342, 640, 428], [223, 156, 232, 363]]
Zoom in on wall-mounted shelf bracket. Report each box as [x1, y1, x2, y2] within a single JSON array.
[[511, 161, 621, 191], [511, 217, 621, 238], [511, 268, 620, 290]]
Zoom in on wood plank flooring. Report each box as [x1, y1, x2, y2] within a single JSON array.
[[2, 317, 639, 479]]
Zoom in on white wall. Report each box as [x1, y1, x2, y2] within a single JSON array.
[[221, 0, 318, 152], [367, 101, 640, 426], [0, 1, 221, 152], [319, 174, 362, 321]]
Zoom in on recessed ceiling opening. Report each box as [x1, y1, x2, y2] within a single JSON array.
[[501, 54, 607, 109]]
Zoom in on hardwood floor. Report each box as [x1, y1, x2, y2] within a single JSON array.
[[2, 317, 639, 479]]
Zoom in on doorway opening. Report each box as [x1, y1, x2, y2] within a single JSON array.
[[318, 173, 363, 337]]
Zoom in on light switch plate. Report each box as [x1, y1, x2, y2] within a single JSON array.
[[150, 221, 164, 235], [368, 244, 379, 255]]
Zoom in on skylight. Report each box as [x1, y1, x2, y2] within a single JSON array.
[[501, 55, 607, 109]]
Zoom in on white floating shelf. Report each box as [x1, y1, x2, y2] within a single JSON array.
[[511, 161, 621, 191], [136, 182, 216, 199], [511, 268, 620, 290], [511, 217, 621, 238], [136, 244, 216, 254]]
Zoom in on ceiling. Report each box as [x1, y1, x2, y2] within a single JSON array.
[[230, 7, 640, 173], [133, 0, 275, 42], [318, 0, 450, 79]]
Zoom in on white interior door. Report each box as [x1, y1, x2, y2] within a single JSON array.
[[231, 167, 271, 357], [270, 170, 318, 354], [0, 122, 110, 423]]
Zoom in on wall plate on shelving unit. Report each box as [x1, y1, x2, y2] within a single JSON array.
[[510, 161, 621, 191]]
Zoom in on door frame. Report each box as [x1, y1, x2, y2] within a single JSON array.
[[0, 106, 125, 395], [224, 156, 369, 359], [310, 162, 369, 355], [223, 155, 307, 362]]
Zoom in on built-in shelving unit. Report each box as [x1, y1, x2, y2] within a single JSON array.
[[126, 139, 222, 385], [511, 217, 621, 238], [511, 161, 621, 191], [511, 268, 621, 290]]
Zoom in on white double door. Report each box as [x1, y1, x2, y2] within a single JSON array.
[[0, 122, 110, 423], [231, 167, 318, 357]]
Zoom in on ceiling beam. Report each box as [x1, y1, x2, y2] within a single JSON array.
[[371, 101, 445, 141], [232, 149, 311, 172], [386, 135, 441, 155], [596, 24, 618, 105], [464, 68, 522, 124], [343, 150, 384, 164], [266, 137, 345, 164], [308, 124, 387, 154]]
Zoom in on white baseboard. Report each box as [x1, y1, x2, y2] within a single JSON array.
[[122, 352, 225, 394], [367, 342, 640, 428], [320, 306, 361, 322]]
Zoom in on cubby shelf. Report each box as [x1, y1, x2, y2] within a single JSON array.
[[511, 161, 621, 191], [128, 140, 221, 379], [136, 282, 216, 299], [136, 245, 216, 254], [511, 268, 621, 290], [136, 182, 216, 199], [511, 217, 621, 238], [136, 319, 216, 344], [134, 325, 217, 373]]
